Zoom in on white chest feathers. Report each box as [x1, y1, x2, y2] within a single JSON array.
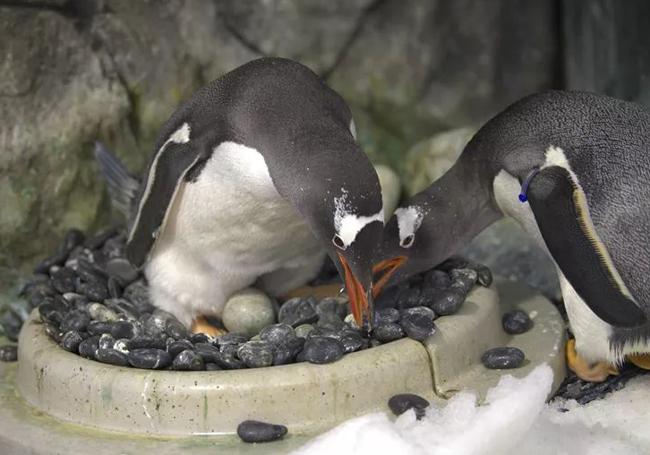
[[156, 141, 322, 273]]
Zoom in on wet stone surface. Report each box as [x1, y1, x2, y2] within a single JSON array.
[[481, 347, 525, 369], [13, 228, 491, 370], [237, 420, 288, 443], [388, 393, 430, 420], [502, 310, 533, 334]]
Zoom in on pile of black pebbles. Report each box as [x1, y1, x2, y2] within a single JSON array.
[[2, 227, 491, 370]]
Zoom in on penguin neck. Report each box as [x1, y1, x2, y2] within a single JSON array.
[[419, 159, 501, 262]]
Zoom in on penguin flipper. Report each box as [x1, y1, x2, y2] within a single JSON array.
[[94, 142, 141, 217], [527, 165, 646, 328], [126, 140, 205, 267]]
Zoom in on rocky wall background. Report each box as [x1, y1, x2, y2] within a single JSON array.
[[0, 0, 648, 302]]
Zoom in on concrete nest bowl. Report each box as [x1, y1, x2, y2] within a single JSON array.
[[6, 281, 566, 451]]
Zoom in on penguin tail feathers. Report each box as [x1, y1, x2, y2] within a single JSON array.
[[94, 141, 140, 217]]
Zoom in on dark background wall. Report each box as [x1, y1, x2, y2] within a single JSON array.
[[0, 0, 648, 300]]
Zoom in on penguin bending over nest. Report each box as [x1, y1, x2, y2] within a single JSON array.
[[96, 57, 384, 334], [374, 90, 650, 382]]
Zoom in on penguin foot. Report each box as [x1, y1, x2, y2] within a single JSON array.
[[566, 338, 619, 382], [191, 316, 226, 337], [282, 283, 343, 301], [628, 354, 650, 370]]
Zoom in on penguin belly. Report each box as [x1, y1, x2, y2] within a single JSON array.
[[145, 141, 324, 327], [493, 170, 614, 362]]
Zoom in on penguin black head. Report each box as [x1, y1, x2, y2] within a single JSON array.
[[270, 132, 385, 331]]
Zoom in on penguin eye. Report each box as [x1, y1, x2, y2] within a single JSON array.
[[332, 234, 347, 250], [400, 234, 415, 248]]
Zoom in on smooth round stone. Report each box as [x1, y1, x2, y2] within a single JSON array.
[[316, 297, 347, 320], [259, 323, 295, 345], [123, 281, 153, 313], [42, 323, 63, 343], [113, 339, 130, 354], [423, 269, 452, 290], [128, 335, 166, 350], [502, 310, 533, 334], [374, 322, 405, 343], [397, 287, 422, 310], [88, 303, 118, 322], [165, 318, 188, 340], [60, 331, 84, 353], [105, 257, 139, 284], [193, 343, 221, 364], [96, 348, 130, 367], [167, 339, 194, 358], [278, 297, 318, 327], [60, 311, 90, 333], [111, 320, 138, 339], [128, 348, 172, 369], [272, 337, 305, 365], [172, 349, 205, 371], [374, 308, 400, 325], [98, 333, 116, 351], [217, 332, 249, 347], [51, 267, 77, 294], [107, 277, 123, 298], [78, 336, 100, 359], [339, 333, 365, 353], [481, 347, 525, 369], [189, 333, 211, 344], [237, 420, 288, 443], [238, 341, 274, 368], [87, 321, 113, 336], [0, 345, 18, 362], [400, 306, 436, 341], [297, 336, 345, 364], [430, 288, 465, 316], [475, 264, 493, 287], [75, 280, 109, 302], [222, 288, 276, 337], [388, 393, 430, 419], [294, 324, 315, 338]]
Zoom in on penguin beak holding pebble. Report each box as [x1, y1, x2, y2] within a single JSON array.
[[329, 219, 384, 331]]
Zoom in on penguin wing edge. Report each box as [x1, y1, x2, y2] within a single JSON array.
[[126, 141, 205, 267], [527, 165, 647, 328]]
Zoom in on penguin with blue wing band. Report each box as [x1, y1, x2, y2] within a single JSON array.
[[375, 91, 650, 381]]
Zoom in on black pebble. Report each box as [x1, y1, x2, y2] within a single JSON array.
[[107, 277, 123, 298], [172, 349, 205, 371], [105, 257, 139, 284], [398, 287, 422, 310], [51, 267, 78, 294], [111, 320, 138, 339], [0, 345, 18, 362], [374, 323, 405, 343], [400, 307, 436, 341], [189, 333, 211, 344], [87, 321, 114, 336], [128, 348, 172, 369], [423, 270, 452, 290], [75, 280, 109, 302], [259, 323, 295, 345], [502, 310, 533, 334], [339, 333, 365, 353], [96, 348, 130, 367], [237, 420, 288, 443], [278, 298, 318, 327], [481, 347, 525, 369], [238, 341, 274, 368], [430, 288, 465, 316], [167, 339, 194, 357], [450, 268, 478, 293], [297, 336, 345, 364], [62, 228, 86, 253], [475, 265, 493, 287], [128, 335, 167, 350], [78, 336, 100, 359], [388, 393, 430, 419], [43, 322, 63, 343], [272, 337, 305, 365], [98, 333, 116, 350], [217, 332, 249, 347], [60, 331, 84, 352], [33, 250, 68, 274], [374, 308, 400, 325], [60, 311, 90, 333]]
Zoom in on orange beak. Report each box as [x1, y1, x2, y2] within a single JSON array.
[[372, 256, 407, 298], [338, 253, 373, 330]]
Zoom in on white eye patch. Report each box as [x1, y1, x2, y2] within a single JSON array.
[[334, 189, 384, 249], [394, 206, 424, 247]]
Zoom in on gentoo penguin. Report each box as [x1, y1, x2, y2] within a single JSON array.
[[375, 90, 650, 381], [95, 57, 384, 333]]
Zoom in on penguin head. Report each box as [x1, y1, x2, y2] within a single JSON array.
[[373, 195, 453, 295]]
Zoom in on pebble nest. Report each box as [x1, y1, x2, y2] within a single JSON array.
[[6, 227, 492, 371]]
